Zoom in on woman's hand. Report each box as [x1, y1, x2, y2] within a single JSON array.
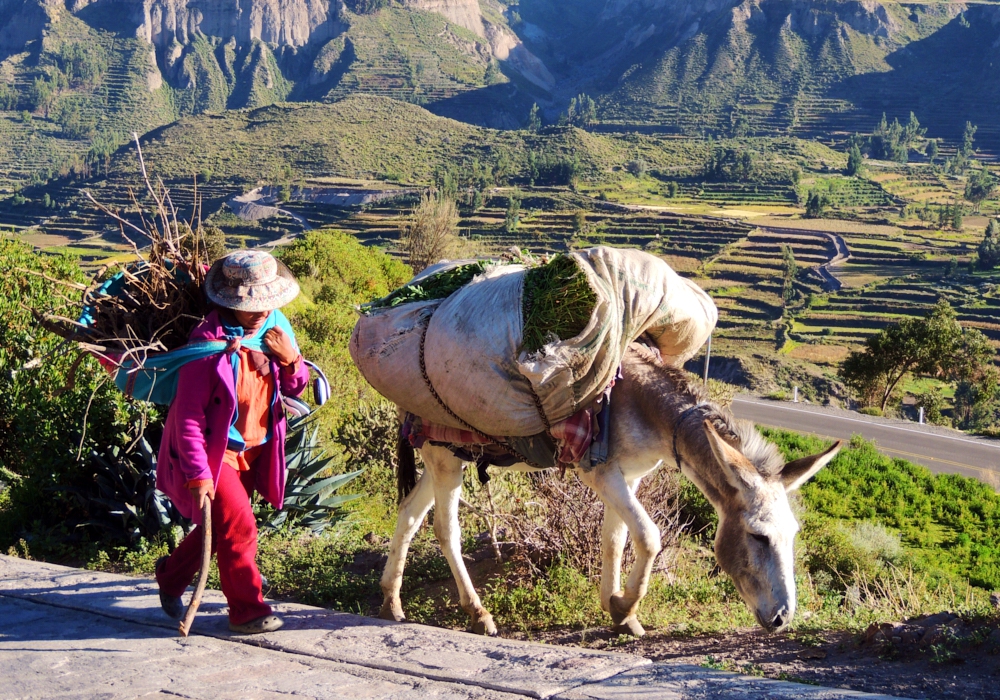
[[263, 327, 299, 367], [190, 481, 215, 511]]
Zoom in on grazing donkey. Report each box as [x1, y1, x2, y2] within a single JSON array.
[[379, 344, 841, 637]]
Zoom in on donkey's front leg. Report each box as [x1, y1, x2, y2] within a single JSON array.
[[423, 445, 497, 636], [380, 469, 435, 622], [597, 478, 638, 615], [580, 466, 659, 637]]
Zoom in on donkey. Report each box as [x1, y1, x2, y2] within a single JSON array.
[[379, 343, 842, 637]]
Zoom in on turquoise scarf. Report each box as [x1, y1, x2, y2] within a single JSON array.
[[114, 309, 298, 407]]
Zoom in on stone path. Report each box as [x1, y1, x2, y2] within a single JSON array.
[[0, 556, 908, 699]]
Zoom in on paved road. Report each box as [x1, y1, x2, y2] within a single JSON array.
[[732, 396, 1000, 484]]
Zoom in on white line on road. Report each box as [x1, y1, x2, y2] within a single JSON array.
[[733, 397, 1000, 451]]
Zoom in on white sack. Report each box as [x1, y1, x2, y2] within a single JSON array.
[[349, 247, 717, 437]]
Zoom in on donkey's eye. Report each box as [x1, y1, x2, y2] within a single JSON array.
[[750, 533, 769, 547]]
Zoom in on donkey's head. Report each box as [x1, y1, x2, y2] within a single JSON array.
[[690, 419, 841, 633]]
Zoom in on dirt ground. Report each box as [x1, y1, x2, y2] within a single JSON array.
[[510, 621, 1000, 700]]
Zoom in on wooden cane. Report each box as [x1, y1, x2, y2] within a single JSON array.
[[178, 499, 212, 637]]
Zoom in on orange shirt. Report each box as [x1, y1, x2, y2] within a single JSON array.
[[222, 349, 274, 472]]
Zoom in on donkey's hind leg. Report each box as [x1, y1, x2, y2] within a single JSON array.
[[380, 467, 435, 622], [423, 444, 498, 636]]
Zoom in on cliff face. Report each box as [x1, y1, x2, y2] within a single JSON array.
[[137, 0, 342, 49], [402, 0, 484, 36], [0, 0, 56, 55]]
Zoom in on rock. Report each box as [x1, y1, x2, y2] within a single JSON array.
[[990, 592, 1000, 610], [921, 625, 945, 645], [799, 648, 827, 660], [988, 628, 1000, 648], [919, 611, 955, 627], [900, 630, 920, 644]]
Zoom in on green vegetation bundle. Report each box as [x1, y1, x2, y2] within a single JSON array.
[[363, 261, 487, 312], [34, 134, 214, 363], [521, 255, 597, 354]]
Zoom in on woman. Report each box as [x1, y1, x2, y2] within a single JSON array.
[[155, 250, 310, 634]]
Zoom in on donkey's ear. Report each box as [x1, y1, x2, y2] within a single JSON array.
[[780, 440, 842, 491], [703, 420, 758, 491]]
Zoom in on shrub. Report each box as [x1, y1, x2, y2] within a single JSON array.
[[0, 238, 140, 547], [527, 151, 579, 186], [278, 230, 410, 430], [69, 435, 185, 546], [399, 191, 462, 273], [767, 428, 1000, 589], [802, 519, 902, 589], [259, 415, 362, 535], [344, 0, 389, 14]]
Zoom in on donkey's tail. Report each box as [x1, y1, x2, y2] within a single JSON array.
[[397, 433, 417, 503]]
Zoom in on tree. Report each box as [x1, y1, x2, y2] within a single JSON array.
[[840, 301, 993, 411], [962, 121, 978, 157], [28, 77, 55, 117], [400, 191, 461, 272], [869, 112, 925, 162], [565, 93, 596, 127], [952, 204, 964, 231], [926, 139, 939, 165], [345, 0, 389, 14], [626, 159, 648, 178], [0, 84, 16, 110], [483, 59, 502, 85], [705, 148, 756, 182], [781, 244, 797, 304], [953, 367, 1000, 430], [527, 151, 578, 186], [978, 220, 1000, 269], [573, 210, 587, 234], [526, 103, 541, 132], [964, 169, 995, 213], [504, 192, 520, 233], [846, 144, 865, 176], [470, 189, 484, 212], [804, 191, 829, 218]]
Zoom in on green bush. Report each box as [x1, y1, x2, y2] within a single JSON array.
[[259, 415, 362, 535], [766, 429, 1000, 589], [0, 237, 141, 548], [279, 230, 410, 430], [858, 406, 882, 416]]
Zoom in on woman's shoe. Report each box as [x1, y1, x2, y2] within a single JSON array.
[[155, 556, 185, 620], [229, 614, 284, 635]]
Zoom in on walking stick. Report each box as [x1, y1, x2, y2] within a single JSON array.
[[178, 500, 212, 637]]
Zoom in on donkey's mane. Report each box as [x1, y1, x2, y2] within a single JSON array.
[[629, 343, 784, 477]]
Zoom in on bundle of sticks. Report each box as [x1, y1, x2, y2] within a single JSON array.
[[35, 133, 214, 367]]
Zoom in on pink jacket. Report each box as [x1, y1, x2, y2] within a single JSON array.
[[156, 310, 310, 523]]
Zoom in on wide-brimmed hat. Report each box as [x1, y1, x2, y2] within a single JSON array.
[[204, 250, 300, 312]]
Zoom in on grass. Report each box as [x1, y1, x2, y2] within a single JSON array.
[[521, 255, 597, 353]]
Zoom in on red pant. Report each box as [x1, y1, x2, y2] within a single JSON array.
[[156, 463, 271, 625]]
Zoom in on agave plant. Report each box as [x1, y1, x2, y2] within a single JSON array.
[[77, 436, 186, 544], [258, 414, 363, 534]]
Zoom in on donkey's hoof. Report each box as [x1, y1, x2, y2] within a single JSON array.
[[378, 600, 406, 623], [471, 616, 498, 637], [608, 593, 635, 625], [611, 617, 646, 638]]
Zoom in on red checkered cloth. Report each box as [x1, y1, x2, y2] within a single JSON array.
[[410, 406, 594, 465], [549, 407, 593, 464]]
